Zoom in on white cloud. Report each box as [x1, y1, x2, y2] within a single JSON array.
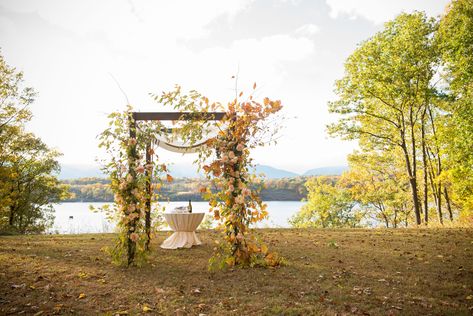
[[1, 0, 254, 42], [295, 23, 320, 36], [190, 34, 316, 94], [326, 0, 449, 24]]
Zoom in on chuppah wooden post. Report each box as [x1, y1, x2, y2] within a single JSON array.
[[145, 141, 152, 251], [127, 117, 138, 265]]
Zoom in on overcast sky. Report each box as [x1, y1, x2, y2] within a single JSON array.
[[0, 0, 449, 174]]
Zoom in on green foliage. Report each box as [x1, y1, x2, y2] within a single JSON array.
[[290, 176, 363, 228], [437, 0, 473, 217], [325, 6, 473, 226], [0, 52, 67, 234], [98, 106, 171, 266], [341, 151, 411, 228]]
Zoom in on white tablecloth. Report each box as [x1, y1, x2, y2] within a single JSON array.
[[161, 213, 205, 249]]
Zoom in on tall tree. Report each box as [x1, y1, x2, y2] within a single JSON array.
[[0, 51, 67, 234], [0, 52, 35, 211], [328, 12, 439, 225], [437, 0, 473, 217]]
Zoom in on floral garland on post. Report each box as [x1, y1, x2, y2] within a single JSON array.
[[98, 106, 170, 266], [157, 84, 284, 269]]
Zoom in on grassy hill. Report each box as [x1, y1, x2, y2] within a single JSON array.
[[1, 228, 472, 315]]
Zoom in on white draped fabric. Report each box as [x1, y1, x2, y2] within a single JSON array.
[[161, 213, 205, 249], [155, 137, 207, 154], [153, 125, 220, 154]]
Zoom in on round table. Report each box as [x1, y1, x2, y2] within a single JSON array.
[[161, 212, 205, 249]]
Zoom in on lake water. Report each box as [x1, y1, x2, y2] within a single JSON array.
[[49, 201, 304, 234]]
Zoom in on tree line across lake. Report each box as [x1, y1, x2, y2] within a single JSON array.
[[61, 177, 309, 202]]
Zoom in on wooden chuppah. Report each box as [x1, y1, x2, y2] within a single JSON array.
[[130, 112, 226, 249]]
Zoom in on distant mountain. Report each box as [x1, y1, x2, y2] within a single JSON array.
[[254, 165, 299, 179], [303, 166, 348, 176], [59, 163, 347, 180]]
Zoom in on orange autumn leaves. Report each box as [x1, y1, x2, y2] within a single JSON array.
[[196, 85, 283, 268]]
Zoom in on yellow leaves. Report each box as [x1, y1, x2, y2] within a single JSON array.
[[53, 304, 63, 313], [264, 252, 275, 264], [248, 243, 259, 253], [142, 305, 153, 312], [78, 293, 86, 299], [250, 216, 259, 223], [166, 174, 174, 183], [225, 257, 235, 267], [264, 251, 283, 267], [261, 244, 269, 255]]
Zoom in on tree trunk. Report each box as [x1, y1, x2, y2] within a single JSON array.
[[421, 108, 429, 225], [401, 142, 421, 225], [144, 142, 152, 251], [437, 183, 443, 224], [393, 209, 398, 228], [8, 206, 14, 226], [427, 107, 444, 225], [127, 118, 138, 266], [444, 187, 454, 221], [409, 108, 422, 225]]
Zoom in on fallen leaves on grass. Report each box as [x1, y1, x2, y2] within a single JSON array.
[[327, 240, 339, 248], [142, 305, 153, 312], [353, 286, 372, 295]]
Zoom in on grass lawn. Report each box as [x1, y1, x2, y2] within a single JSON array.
[[1, 228, 472, 315]]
